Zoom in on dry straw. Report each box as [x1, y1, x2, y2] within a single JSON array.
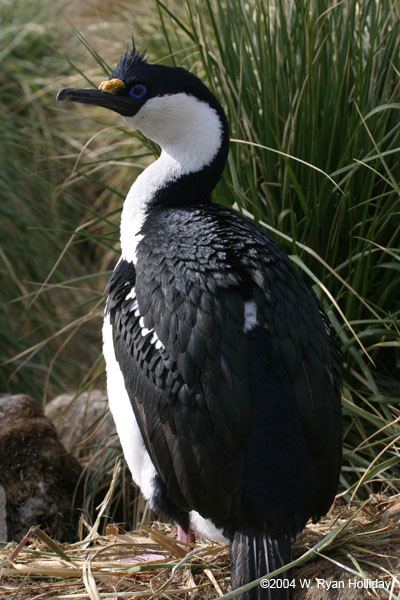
[[1, 494, 400, 600]]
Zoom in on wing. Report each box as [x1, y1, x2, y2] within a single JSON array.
[[107, 232, 251, 525], [214, 206, 342, 527], [239, 214, 342, 522], [107, 206, 342, 531]]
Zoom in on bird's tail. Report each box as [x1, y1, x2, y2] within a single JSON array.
[[229, 531, 292, 599]]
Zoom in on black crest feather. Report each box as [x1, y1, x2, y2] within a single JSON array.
[[110, 36, 147, 82]]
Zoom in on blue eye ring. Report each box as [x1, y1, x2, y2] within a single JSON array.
[[129, 84, 147, 99]]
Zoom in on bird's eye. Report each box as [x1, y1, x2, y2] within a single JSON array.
[[129, 84, 147, 99]]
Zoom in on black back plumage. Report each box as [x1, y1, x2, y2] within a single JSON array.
[[106, 203, 342, 538]]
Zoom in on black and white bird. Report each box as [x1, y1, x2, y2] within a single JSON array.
[[57, 41, 342, 599]]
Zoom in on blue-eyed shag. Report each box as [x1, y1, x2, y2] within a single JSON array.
[[57, 41, 342, 600]]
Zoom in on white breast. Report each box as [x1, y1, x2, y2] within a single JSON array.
[[102, 313, 157, 502]]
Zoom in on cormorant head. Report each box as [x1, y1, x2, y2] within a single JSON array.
[[57, 40, 229, 158]]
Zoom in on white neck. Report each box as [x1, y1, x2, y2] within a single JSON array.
[[120, 93, 223, 264]]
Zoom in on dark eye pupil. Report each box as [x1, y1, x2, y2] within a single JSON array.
[[129, 84, 147, 99]]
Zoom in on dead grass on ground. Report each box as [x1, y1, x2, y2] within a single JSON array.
[[1, 495, 400, 600]]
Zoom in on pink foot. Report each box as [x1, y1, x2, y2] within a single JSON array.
[[177, 525, 195, 544]]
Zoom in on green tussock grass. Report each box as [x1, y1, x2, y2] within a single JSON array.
[[0, 0, 109, 401], [1, 0, 400, 531]]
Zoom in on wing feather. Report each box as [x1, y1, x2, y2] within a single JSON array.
[[106, 205, 341, 532]]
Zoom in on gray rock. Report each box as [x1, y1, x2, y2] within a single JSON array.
[[0, 394, 83, 542], [45, 389, 115, 464]]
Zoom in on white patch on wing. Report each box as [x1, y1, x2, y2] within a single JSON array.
[[138, 316, 151, 336], [125, 286, 165, 350], [126, 288, 139, 313], [189, 511, 226, 543], [143, 324, 165, 350], [102, 314, 156, 502], [155, 338, 164, 351], [129, 300, 139, 312], [126, 287, 136, 300], [243, 299, 258, 332], [120, 93, 223, 264]]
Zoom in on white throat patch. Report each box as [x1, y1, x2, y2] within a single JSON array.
[[120, 93, 223, 264]]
